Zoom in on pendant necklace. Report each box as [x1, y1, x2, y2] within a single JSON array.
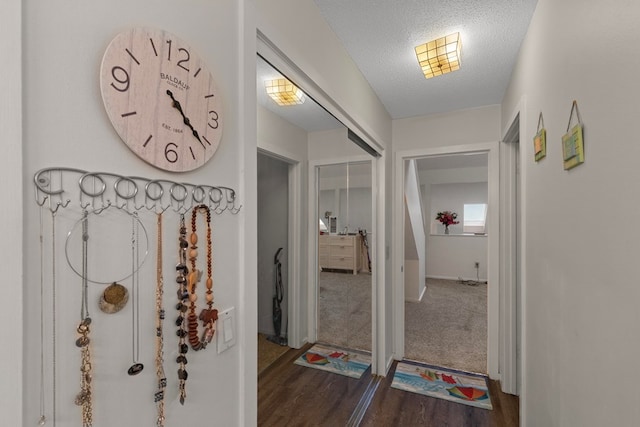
[[154, 213, 166, 425], [50, 209, 58, 427], [187, 204, 218, 351], [38, 207, 47, 426], [128, 212, 144, 376], [175, 214, 190, 405], [74, 210, 93, 427]]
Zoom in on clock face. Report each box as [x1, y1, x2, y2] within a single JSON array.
[[100, 27, 223, 172]]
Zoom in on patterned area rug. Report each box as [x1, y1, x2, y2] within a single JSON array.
[[294, 344, 371, 379], [391, 361, 493, 410]]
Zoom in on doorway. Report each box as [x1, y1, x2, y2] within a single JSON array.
[[403, 153, 489, 374], [257, 152, 292, 373], [393, 142, 501, 380]]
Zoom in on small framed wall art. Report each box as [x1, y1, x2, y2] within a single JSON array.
[[562, 100, 585, 170], [533, 112, 546, 162]]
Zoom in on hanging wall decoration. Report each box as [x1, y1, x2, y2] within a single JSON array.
[[562, 100, 585, 170], [33, 167, 240, 421], [534, 112, 547, 162]]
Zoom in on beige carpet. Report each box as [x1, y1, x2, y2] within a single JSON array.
[[317, 273, 487, 374], [405, 278, 487, 374], [317, 271, 372, 352]]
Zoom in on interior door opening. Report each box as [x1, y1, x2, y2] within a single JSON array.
[[403, 153, 489, 374], [257, 152, 291, 373]]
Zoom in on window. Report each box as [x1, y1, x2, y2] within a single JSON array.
[[463, 203, 487, 234]]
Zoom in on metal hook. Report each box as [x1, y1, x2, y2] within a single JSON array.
[[92, 201, 112, 215], [35, 195, 49, 207], [51, 199, 71, 214]]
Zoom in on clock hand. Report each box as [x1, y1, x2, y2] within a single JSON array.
[[166, 90, 205, 147]]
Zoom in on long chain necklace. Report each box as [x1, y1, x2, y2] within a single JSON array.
[[128, 212, 144, 376], [175, 214, 190, 405], [38, 207, 47, 426], [50, 210, 58, 427], [74, 210, 93, 427], [154, 213, 166, 425], [187, 205, 218, 351]]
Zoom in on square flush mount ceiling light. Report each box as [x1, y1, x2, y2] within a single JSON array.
[[265, 78, 306, 106], [415, 32, 462, 79]]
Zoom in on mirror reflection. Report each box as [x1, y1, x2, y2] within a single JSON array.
[[317, 162, 372, 352], [256, 54, 374, 372]]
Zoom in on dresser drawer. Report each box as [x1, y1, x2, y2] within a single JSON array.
[[330, 244, 353, 257], [328, 235, 354, 247], [319, 256, 331, 268], [328, 256, 355, 270], [319, 245, 330, 257], [318, 234, 362, 274]]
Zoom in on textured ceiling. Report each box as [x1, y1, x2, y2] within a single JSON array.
[[256, 0, 538, 145], [313, 0, 538, 119]]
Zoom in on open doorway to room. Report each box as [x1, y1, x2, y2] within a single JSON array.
[[394, 143, 501, 380], [257, 152, 292, 373], [403, 153, 489, 374]]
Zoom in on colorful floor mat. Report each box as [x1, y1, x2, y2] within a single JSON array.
[[391, 361, 493, 410], [294, 344, 371, 379]]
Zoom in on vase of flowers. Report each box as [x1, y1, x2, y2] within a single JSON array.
[[436, 211, 459, 234]]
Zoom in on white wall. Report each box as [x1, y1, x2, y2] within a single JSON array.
[[258, 104, 308, 161], [426, 236, 487, 282], [404, 160, 426, 301], [1, 0, 23, 425], [22, 1, 250, 425], [501, 0, 640, 425], [308, 127, 365, 160], [426, 182, 488, 281], [393, 105, 501, 152]]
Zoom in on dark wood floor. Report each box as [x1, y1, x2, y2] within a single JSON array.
[[258, 346, 519, 427]]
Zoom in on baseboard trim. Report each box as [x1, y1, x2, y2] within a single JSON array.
[[426, 274, 487, 282]]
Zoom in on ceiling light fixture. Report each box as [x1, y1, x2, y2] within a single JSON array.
[[415, 32, 462, 79], [265, 78, 306, 106]]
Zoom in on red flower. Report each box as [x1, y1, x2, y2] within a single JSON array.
[[436, 211, 460, 226]]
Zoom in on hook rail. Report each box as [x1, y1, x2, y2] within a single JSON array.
[[34, 167, 242, 215]]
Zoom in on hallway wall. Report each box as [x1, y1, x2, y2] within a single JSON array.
[[502, 0, 640, 425], [20, 1, 250, 425]]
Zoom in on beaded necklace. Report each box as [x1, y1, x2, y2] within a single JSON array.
[[175, 214, 190, 405], [187, 205, 218, 351]]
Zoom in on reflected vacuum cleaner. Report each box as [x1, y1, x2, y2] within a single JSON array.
[[267, 248, 288, 346]]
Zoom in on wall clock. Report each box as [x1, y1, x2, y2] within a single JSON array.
[[100, 27, 223, 172]]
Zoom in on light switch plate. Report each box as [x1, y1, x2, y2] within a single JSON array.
[[217, 307, 235, 354]]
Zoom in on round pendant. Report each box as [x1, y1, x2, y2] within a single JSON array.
[[99, 282, 129, 314], [75, 336, 90, 348], [128, 363, 144, 376], [38, 415, 46, 426]]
